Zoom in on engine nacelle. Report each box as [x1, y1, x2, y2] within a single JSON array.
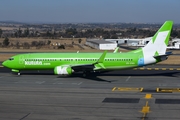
[[54, 66, 73, 75]]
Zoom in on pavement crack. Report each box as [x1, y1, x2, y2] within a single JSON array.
[[19, 113, 31, 120]]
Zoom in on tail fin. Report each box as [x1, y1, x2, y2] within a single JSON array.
[[130, 21, 173, 56], [143, 21, 173, 55]]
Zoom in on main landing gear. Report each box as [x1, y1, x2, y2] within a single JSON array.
[[82, 71, 97, 77], [11, 72, 21, 76], [83, 71, 90, 77], [17, 72, 21, 76]]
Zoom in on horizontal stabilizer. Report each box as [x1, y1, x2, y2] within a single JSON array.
[[154, 52, 172, 61]]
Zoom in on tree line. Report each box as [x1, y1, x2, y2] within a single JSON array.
[[1, 27, 180, 39], [0, 37, 67, 49]]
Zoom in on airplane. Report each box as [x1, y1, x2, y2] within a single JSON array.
[[2, 21, 173, 77]]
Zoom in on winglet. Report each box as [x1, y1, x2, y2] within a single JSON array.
[[92, 51, 107, 70], [97, 50, 107, 63], [113, 47, 119, 53]]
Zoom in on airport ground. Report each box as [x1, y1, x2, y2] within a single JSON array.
[[0, 65, 180, 120], [0, 49, 180, 120]]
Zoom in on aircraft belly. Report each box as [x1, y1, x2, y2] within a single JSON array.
[[104, 62, 137, 70], [104, 65, 136, 70]]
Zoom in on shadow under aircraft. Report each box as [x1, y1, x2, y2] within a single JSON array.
[[5, 68, 180, 83]]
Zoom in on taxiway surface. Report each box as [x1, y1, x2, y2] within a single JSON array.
[[0, 66, 180, 120]]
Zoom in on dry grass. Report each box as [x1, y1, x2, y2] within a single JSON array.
[[0, 54, 17, 62], [0, 38, 87, 45], [157, 55, 180, 65], [0, 37, 93, 51], [0, 27, 18, 30], [0, 48, 105, 52]]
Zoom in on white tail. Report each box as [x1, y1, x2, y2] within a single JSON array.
[[143, 21, 173, 56]]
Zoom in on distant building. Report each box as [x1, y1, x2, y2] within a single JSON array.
[[105, 37, 152, 46], [167, 38, 180, 49], [86, 39, 117, 50]]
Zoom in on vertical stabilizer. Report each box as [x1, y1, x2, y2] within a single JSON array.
[[143, 21, 173, 55], [129, 21, 173, 66]]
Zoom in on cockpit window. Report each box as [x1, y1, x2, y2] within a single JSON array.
[[9, 58, 14, 61]]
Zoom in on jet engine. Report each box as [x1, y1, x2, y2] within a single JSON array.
[[54, 66, 73, 75]]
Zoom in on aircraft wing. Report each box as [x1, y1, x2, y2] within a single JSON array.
[[70, 51, 107, 72]]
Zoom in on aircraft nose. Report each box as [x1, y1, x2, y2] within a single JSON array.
[[2, 61, 8, 67]]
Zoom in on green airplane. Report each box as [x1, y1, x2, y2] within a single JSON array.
[[2, 21, 173, 76]]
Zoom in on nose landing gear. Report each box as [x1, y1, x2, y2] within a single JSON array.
[[11, 69, 21, 76]]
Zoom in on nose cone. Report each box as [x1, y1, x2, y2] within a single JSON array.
[[2, 61, 8, 68]]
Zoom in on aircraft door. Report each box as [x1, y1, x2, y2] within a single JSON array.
[[19, 55, 24, 64]]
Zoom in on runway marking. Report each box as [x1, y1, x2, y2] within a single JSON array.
[[155, 68, 159, 70], [144, 94, 152, 99], [169, 68, 174, 70], [112, 87, 116, 91], [78, 82, 82, 85], [126, 76, 131, 82], [140, 101, 150, 120], [157, 88, 180, 92], [112, 87, 143, 92], [139, 68, 145, 70], [147, 68, 152, 70], [162, 68, 166, 70]]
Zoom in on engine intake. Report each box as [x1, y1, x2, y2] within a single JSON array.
[[54, 66, 73, 75]]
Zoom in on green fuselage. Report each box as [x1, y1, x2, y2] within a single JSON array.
[[4, 52, 142, 71]]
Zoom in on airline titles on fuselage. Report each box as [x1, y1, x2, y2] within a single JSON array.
[[24, 61, 51, 65]]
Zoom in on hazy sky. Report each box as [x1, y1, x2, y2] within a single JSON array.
[[0, 0, 180, 23]]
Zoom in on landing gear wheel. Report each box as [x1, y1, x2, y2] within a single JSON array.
[[83, 73, 87, 77], [82, 71, 91, 77], [11, 72, 21, 76]]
